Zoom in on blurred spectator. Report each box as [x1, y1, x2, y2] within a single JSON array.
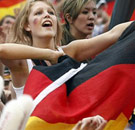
[[0, 15, 15, 36], [92, 0, 110, 37], [0, 15, 15, 91]]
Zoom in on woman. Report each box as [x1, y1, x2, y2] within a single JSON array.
[[0, 0, 133, 129], [0, 15, 16, 77], [61, 0, 97, 45]]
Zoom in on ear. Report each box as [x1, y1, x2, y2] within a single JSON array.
[[65, 13, 73, 24], [24, 22, 31, 32]]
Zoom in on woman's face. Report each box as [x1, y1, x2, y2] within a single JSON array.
[[26, 1, 57, 39], [71, 1, 97, 38], [2, 17, 15, 28]]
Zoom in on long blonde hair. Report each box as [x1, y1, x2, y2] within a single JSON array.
[[8, 0, 62, 47]]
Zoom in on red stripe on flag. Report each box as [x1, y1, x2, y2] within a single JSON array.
[[24, 69, 53, 99], [0, 0, 25, 7], [131, 10, 135, 20]]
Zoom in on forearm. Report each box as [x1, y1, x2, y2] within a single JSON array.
[[88, 21, 133, 56], [65, 21, 133, 61], [0, 44, 54, 60]]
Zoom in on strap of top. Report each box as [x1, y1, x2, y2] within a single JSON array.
[[57, 46, 64, 53]]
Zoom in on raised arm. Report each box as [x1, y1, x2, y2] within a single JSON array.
[[0, 44, 64, 64], [63, 21, 133, 61]]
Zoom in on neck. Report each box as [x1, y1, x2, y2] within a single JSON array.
[[33, 37, 56, 50], [70, 25, 92, 39]]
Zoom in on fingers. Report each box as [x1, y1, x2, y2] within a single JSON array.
[[59, 52, 65, 57], [80, 117, 95, 130], [72, 121, 82, 130], [96, 120, 107, 130], [72, 115, 107, 130], [50, 52, 62, 65]]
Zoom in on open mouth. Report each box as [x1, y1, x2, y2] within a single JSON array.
[[87, 23, 94, 28], [42, 21, 52, 27]]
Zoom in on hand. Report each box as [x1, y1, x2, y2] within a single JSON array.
[[14, 8, 21, 18], [0, 26, 6, 43], [49, 51, 64, 65], [72, 115, 107, 130]]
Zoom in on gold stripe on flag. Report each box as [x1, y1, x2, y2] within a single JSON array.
[[25, 113, 128, 130], [0, 1, 26, 19]]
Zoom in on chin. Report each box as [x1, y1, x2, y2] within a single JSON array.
[[86, 31, 93, 36], [42, 32, 55, 37]]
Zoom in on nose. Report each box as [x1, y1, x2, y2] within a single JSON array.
[[43, 11, 50, 19], [88, 12, 96, 20]]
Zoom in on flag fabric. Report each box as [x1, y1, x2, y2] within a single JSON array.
[[0, 0, 26, 19], [24, 21, 135, 130], [108, 0, 135, 29], [104, 0, 135, 21]]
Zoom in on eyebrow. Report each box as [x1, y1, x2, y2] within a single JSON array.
[[33, 6, 54, 12], [84, 7, 97, 10]]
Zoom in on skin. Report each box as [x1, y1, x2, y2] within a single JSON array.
[[0, 16, 15, 35], [72, 115, 107, 130], [69, 1, 97, 39], [2, 17, 15, 29]]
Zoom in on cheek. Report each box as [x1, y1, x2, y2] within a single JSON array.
[[33, 18, 39, 25], [54, 20, 58, 32], [75, 18, 86, 26], [77, 15, 87, 24]]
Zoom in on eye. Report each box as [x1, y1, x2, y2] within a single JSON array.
[[5, 21, 11, 24], [82, 10, 89, 15], [48, 10, 55, 15], [35, 11, 43, 15], [93, 11, 97, 15]]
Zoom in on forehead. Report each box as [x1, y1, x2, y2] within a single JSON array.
[[3, 17, 15, 23], [30, 1, 53, 11], [82, 1, 96, 10]]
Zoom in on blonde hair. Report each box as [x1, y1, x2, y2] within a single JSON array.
[[8, 0, 62, 47]]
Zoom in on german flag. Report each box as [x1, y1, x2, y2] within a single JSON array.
[[24, 21, 135, 130], [0, 0, 26, 19]]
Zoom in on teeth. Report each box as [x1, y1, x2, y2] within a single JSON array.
[[45, 21, 51, 25], [42, 21, 52, 27]]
